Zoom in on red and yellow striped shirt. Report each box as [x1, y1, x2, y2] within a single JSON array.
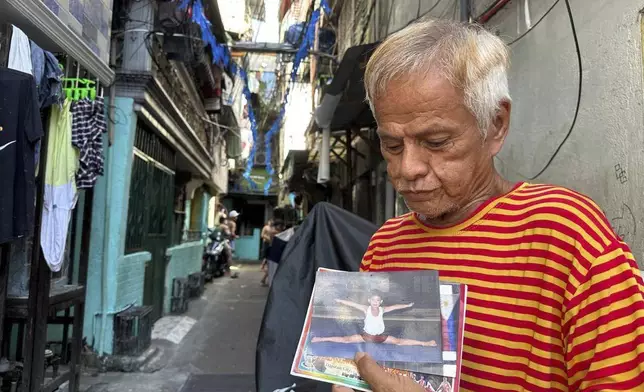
[[360, 183, 644, 392]]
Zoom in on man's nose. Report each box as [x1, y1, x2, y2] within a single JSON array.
[[399, 144, 430, 181]]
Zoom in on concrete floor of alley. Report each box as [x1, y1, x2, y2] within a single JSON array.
[[81, 264, 268, 392]]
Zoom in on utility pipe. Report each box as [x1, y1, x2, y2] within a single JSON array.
[[98, 87, 115, 355], [460, 0, 470, 22], [317, 127, 330, 184], [374, 0, 380, 41], [476, 0, 511, 24], [108, 83, 116, 146]]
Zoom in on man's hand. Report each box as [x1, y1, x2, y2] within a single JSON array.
[[332, 353, 426, 392]]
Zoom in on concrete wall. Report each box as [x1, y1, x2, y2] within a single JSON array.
[[189, 188, 205, 231], [164, 241, 203, 314], [484, 0, 644, 268], [163, 185, 212, 314], [184, 186, 211, 240], [212, 143, 229, 194], [337, 0, 458, 58], [40, 0, 112, 62], [183, 199, 192, 242], [201, 190, 211, 237], [84, 97, 138, 354]]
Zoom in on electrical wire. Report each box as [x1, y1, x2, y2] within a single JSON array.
[[359, 0, 377, 45], [383, 0, 396, 36], [507, 0, 560, 46], [524, 0, 581, 179], [202, 116, 242, 135], [425, 0, 450, 20], [386, 0, 447, 37], [436, 0, 457, 19]]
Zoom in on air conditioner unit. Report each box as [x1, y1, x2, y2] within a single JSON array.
[[158, 2, 188, 28]]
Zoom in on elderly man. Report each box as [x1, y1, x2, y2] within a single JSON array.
[[334, 19, 644, 392]]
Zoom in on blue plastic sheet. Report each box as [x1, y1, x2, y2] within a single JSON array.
[[255, 0, 330, 195], [177, 0, 331, 195], [177, 0, 231, 67]]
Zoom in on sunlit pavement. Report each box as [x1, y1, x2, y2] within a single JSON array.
[[81, 264, 268, 392]]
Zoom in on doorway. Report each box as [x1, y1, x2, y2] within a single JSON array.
[[125, 124, 176, 322]]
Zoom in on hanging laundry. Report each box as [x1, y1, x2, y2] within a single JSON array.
[[8, 25, 32, 75], [30, 40, 64, 109], [0, 24, 14, 67], [30, 41, 64, 172], [71, 96, 106, 188], [0, 69, 44, 244], [40, 99, 79, 272]]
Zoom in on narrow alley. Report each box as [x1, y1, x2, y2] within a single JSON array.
[[82, 265, 266, 392], [5, 0, 644, 391]]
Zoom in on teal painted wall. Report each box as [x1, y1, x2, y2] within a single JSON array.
[[84, 97, 138, 355], [116, 252, 150, 308], [164, 241, 203, 314], [235, 228, 261, 261]]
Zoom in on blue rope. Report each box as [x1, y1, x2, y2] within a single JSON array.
[[177, 0, 231, 67], [256, 0, 330, 195], [178, 0, 331, 194]]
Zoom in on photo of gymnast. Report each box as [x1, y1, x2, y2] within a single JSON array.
[[305, 270, 443, 364], [311, 294, 437, 347]]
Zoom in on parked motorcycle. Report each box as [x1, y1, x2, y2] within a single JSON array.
[[202, 228, 230, 281]]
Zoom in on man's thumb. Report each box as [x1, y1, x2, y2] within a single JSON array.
[[355, 353, 388, 387]]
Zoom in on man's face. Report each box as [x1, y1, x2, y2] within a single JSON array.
[[373, 73, 508, 220]]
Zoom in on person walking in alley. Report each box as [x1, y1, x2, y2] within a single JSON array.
[[227, 210, 240, 249], [217, 203, 227, 224], [260, 219, 274, 286], [333, 19, 644, 392], [224, 210, 240, 278]]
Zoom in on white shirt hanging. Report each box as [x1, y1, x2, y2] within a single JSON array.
[[8, 25, 32, 75]]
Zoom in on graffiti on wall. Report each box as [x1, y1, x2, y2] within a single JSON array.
[[614, 163, 628, 184], [610, 203, 636, 245]]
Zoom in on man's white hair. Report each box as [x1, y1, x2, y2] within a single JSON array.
[[364, 19, 511, 136]]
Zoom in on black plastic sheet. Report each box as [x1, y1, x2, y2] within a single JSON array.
[[256, 202, 378, 392]]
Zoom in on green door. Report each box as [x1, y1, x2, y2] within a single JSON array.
[[142, 165, 174, 321], [126, 125, 176, 322]]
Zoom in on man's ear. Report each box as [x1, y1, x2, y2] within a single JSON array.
[[487, 100, 511, 156]]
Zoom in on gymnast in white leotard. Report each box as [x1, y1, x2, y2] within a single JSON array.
[[311, 293, 437, 347]]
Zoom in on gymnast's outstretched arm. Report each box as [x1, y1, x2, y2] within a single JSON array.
[[335, 299, 367, 312], [383, 302, 414, 313]]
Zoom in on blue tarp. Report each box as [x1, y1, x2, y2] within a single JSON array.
[[285, 23, 336, 53]]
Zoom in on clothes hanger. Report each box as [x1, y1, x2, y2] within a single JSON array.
[[60, 63, 96, 101]]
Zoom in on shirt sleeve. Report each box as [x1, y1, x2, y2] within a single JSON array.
[[22, 77, 44, 143], [564, 241, 644, 391], [360, 241, 375, 272], [93, 97, 107, 133]]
